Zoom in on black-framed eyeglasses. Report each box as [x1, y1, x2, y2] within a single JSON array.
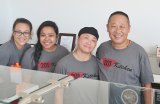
[[14, 30, 31, 37]]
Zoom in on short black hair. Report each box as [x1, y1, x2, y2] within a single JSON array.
[[108, 11, 130, 25], [78, 27, 99, 40]]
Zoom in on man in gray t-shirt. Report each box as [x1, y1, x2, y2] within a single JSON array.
[[55, 27, 100, 80], [97, 41, 153, 86], [96, 11, 153, 104]]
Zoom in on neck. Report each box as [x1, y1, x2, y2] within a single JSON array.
[[112, 39, 131, 49], [14, 42, 24, 50], [73, 49, 91, 61], [44, 44, 57, 52]]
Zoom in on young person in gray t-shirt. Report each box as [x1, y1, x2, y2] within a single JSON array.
[[21, 21, 69, 72], [96, 11, 153, 104], [55, 27, 100, 80], [0, 18, 32, 67]]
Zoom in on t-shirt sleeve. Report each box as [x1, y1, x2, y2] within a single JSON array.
[[54, 60, 66, 75], [21, 51, 34, 70], [62, 47, 70, 56], [96, 43, 104, 60], [96, 46, 100, 59], [140, 51, 154, 84], [0, 49, 10, 66]]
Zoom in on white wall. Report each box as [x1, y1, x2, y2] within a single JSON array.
[[1, 0, 160, 54]]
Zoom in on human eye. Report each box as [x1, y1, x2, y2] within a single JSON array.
[[120, 25, 126, 29], [48, 33, 56, 37], [92, 39, 97, 43], [84, 36, 89, 40], [23, 32, 30, 36], [40, 33, 46, 37], [14, 31, 21, 35], [111, 25, 116, 28]]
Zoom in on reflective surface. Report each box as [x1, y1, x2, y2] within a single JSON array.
[[0, 65, 66, 103], [40, 78, 158, 104], [0, 64, 160, 104]]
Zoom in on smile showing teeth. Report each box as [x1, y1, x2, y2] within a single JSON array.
[[44, 42, 50, 45], [114, 35, 122, 38], [19, 39, 25, 42]]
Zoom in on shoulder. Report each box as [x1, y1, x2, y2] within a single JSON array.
[[99, 41, 110, 47], [57, 45, 69, 51], [0, 40, 14, 54], [58, 53, 73, 63], [128, 41, 149, 59], [96, 40, 111, 55], [0, 40, 13, 49], [24, 43, 31, 49], [130, 41, 147, 53], [56, 45, 69, 54], [97, 41, 111, 51], [24, 47, 35, 56]]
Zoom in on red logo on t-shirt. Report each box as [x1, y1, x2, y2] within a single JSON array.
[[67, 72, 83, 79], [101, 57, 116, 68], [38, 61, 53, 70]]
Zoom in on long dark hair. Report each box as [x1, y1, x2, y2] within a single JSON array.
[[11, 18, 32, 40], [33, 21, 59, 70]]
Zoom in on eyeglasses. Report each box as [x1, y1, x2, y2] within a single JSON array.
[[14, 30, 31, 37]]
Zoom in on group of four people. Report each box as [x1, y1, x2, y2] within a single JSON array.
[[0, 11, 153, 104]]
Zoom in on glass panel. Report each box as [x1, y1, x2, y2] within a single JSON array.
[[35, 78, 158, 104], [1, 65, 159, 104], [0, 65, 66, 103]]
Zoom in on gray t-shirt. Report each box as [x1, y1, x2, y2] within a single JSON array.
[[54, 53, 99, 80], [96, 40, 153, 86], [109, 83, 142, 104], [21, 45, 69, 72], [0, 39, 31, 66]]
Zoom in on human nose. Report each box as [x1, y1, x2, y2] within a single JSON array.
[[44, 35, 50, 40], [115, 27, 122, 33], [86, 40, 92, 45]]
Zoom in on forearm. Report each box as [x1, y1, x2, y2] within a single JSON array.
[[142, 83, 152, 104]]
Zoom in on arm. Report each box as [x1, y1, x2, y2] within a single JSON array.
[[139, 48, 154, 104], [142, 83, 152, 104], [54, 60, 66, 74], [54, 88, 64, 104], [21, 50, 34, 69], [0, 49, 10, 66]]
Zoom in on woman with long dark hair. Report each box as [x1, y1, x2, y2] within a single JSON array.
[[21, 21, 69, 72]]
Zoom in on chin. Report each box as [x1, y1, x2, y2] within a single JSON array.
[[113, 40, 123, 44], [19, 42, 26, 46], [83, 50, 92, 54]]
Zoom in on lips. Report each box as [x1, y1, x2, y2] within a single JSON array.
[[43, 42, 50, 45], [113, 33, 123, 38], [114, 35, 122, 38], [18, 37, 27, 43], [83, 45, 92, 51]]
